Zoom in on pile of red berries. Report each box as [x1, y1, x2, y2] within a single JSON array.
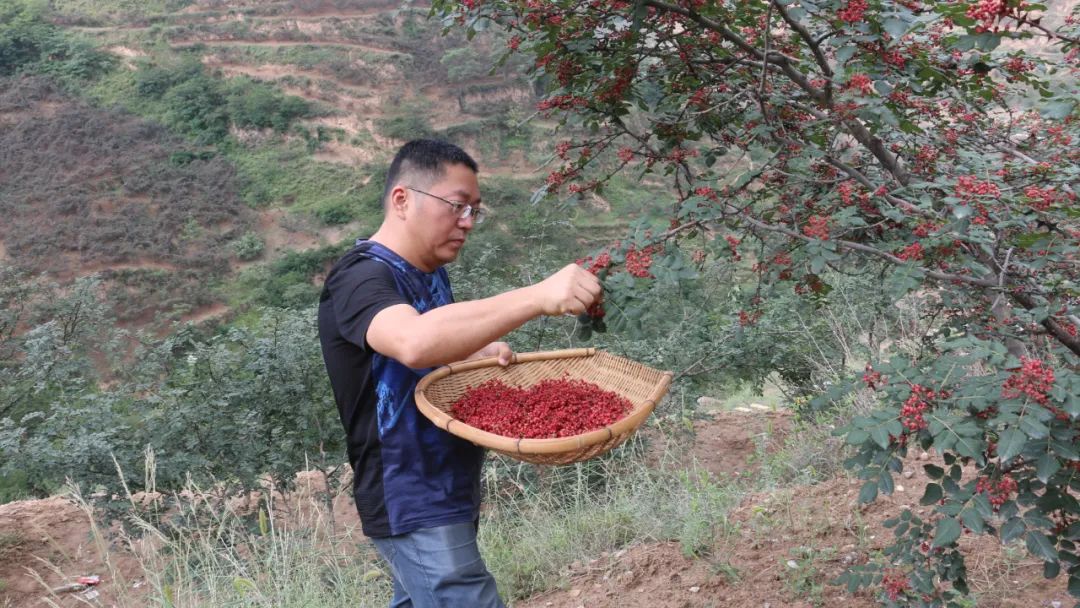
[[450, 378, 633, 439]]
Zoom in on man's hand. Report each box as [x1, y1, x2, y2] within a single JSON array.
[[468, 341, 514, 366], [530, 264, 603, 317]]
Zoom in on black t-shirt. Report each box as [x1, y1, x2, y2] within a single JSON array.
[[317, 246, 485, 537]]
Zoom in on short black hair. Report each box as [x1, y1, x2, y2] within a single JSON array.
[[381, 139, 478, 207]]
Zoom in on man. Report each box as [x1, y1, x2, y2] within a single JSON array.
[[318, 139, 602, 607]]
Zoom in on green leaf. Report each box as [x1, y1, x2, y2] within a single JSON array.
[[1020, 415, 1049, 440], [1001, 517, 1026, 543], [879, 470, 895, 495], [1069, 572, 1080, 598], [871, 425, 891, 449], [1037, 452, 1061, 483], [960, 507, 985, 534], [1025, 531, 1059, 563], [882, 18, 909, 39], [921, 483, 943, 505], [1042, 99, 1076, 120], [998, 427, 1026, 463], [859, 480, 879, 504], [923, 464, 945, 479], [835, 45, 857, 64], [1044, 560, 1061, 579], [932, 517, 962, 548], [846, 429, 869, 445]]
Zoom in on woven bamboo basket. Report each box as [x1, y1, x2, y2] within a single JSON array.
[[415, 348, 673, 465]]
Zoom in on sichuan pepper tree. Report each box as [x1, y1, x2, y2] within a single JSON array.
[[436, 0, 1080, 605]]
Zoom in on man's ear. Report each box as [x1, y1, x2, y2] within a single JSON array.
[[388, 184, 409, 219]]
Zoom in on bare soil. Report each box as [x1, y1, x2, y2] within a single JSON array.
[[517, 412, 1071, 608]]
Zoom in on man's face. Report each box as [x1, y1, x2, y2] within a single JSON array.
[[406, 163, 481, 270]]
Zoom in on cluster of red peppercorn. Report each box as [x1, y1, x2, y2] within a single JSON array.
[[450, 378, 633, 439], [837, 0, 868, 23], [900, 384, 940, 432], [574, 252, 611, 329], [975, 474, 1018, 511], [624, 245, 657, 278], [881, 570, 911, 601], [862, 364, 884, 390], [1001, 356, 1055, 405]]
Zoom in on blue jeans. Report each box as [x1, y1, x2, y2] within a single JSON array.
[[370, 521, 506, 608]]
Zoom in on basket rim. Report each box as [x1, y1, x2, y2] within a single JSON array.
[[415, 348, 673, 455]]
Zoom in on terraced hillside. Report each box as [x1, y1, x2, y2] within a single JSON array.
[[3, 0, 630, 331]]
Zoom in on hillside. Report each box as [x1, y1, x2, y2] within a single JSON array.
[[0, 0, 568, 331]]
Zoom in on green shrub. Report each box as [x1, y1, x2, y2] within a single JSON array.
[[162, 75, 229, 143], [0, 1, 114, 81], [375, 113, 434, 141], [232, 232, 265, 261], [226, 78, 311, 132], [314, 200, 355, 226]]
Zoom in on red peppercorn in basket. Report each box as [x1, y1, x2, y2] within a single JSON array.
[[451, 378, 633, 439], [414, 348, 673, 465]]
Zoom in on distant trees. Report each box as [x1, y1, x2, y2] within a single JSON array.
[[0, 1, 114, 81], [0, 268, 344, 503]]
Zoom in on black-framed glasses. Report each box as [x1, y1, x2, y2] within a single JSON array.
[[405, 186, 486, 224]]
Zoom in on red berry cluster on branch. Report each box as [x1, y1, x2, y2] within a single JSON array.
[[896, 242, 925, 261], [955, 175, 1001, 199], [625, 245, 657, 278], [1001, 357, 1055, 405], [802, 215, 831, 241], [881, 570, 912, 601], [863, 364, 885, 390], [975, 474, 1018, 510], [900, 384, 941, 432], [450, 378, 633, 439], [838, 0, 869, 23]]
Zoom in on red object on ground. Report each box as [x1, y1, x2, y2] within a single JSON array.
[[450, 378, 633, 439]]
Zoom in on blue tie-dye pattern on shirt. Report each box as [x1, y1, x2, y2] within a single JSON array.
[[354, 239, 452, 435], [348, 239, 485, 535]]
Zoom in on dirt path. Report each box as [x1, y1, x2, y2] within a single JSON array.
[[170, 39, 401, 55]]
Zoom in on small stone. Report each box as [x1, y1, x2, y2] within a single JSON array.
[[919, 452, 930, 460], [690, 586, 701, 593], [697, 396, 724, 410], [903, 471, 914, 479], [1050, 601, 1062, 608], [569, 589, 582, 598], [841, 544, 855, 551], [637, 587, 645, 593], [896, 485, 905, 492], [545, 603, 553, 607], [787, 560, 799, 569]]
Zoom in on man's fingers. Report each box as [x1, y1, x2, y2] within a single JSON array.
[[576, 277, 602, 299]]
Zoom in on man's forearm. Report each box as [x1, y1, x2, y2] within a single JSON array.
[[399, 286, 542, 368]]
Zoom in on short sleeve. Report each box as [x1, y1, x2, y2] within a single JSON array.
[[325, 259, 410, 350]]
